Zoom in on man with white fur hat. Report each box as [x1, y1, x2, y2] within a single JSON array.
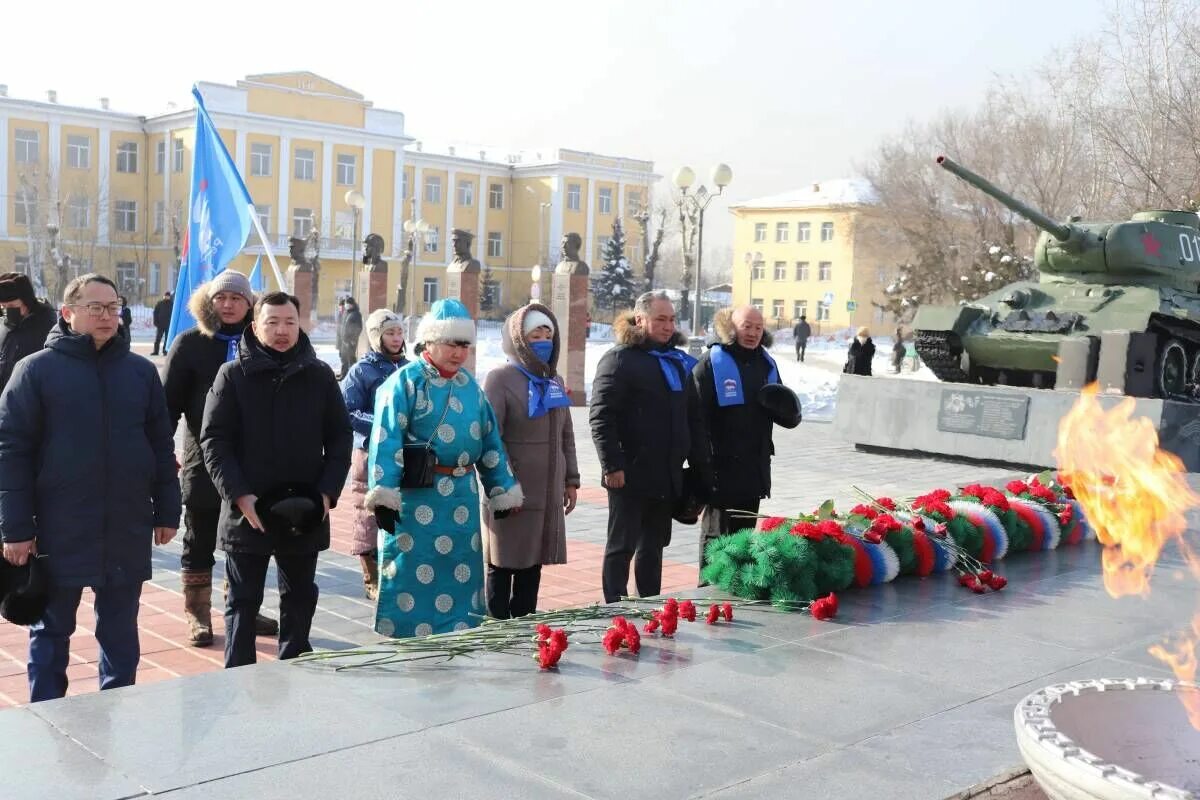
[[163, 270, 278, 646]]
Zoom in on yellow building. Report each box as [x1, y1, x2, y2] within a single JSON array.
[[730, 179, 896, 334], [0, 72, 656, 317]]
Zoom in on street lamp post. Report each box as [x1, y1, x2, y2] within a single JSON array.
[[345, 189, 366, 308], [402, 208, 431, 331], [674, 164, 733, 335]]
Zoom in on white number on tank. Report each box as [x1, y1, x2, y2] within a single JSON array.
[[1178, 233, 1200, 262]]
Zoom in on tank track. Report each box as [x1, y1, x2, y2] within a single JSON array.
[[915, 331, 971, 383]]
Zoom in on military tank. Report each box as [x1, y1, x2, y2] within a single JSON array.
[[912, 155, 1200, 399]]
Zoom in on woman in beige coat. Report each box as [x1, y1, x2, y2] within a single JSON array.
[[481, 304, 580, 618]]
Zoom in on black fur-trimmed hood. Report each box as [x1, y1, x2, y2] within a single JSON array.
[[710, 307, 773, 348], [613, 312, 688, 348]]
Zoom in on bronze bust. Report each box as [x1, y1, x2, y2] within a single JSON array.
[[556, 232, 589, 275], [288, 237, 313, 272], [448, 228, 481, 274], [363, 233, 387, 274]]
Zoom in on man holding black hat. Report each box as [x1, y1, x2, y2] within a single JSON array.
[[692, 306, 801, 572], [0, 272, 56, 394], [200, 291, 351, 668]]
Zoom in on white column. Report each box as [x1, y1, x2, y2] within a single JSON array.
[[476, 174, 488, 264], [98, 128, 111, 245], [235, 129, 247, 175], [583, 177, 595, 267], [161, 132, 171, 248], [412, 164, 423, 265], [547, 176, 563, 265], [320, 141, 334, 238], [48, 120, 61, 211], [444, 168, 457, 264], [277, 135, 290, 243], [617, 179, 627, 219], [391, 150, 405, 256], [362, 144, 373, 236], [0, 114, 8, 237]]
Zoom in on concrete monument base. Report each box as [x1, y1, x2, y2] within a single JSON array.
[[832, 376, 1200, 472]]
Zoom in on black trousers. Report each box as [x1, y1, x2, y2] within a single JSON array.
[[224, 551, 319, 668], [181, 508, 220, 572], [337, 346, 356, 376], [699, 498, 762, 577], [486, 563, 542, 619], [602, 491, 673, 603], [152, 327, 168, 354], [795, 341, 807, 361]]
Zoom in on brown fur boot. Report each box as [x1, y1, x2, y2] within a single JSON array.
[[182, 570, 214, 647], [360, 551, 379, 601]]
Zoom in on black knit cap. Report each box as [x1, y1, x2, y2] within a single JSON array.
[[0, 272, 35, 306]]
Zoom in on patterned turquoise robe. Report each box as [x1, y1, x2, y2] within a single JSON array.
[[367, 358, 522, 637]]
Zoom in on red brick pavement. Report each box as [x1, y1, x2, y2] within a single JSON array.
[[0, 482, 698, 708]]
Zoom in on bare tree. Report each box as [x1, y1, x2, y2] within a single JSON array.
[[632, 203, 669, 291]]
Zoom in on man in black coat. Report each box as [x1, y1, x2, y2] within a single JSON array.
[[792, 315, 811, 362], [337, 297, 363, 379], [0, 274, 180, 702], [0, 272, 56, 394], [590, 291, 704, 603], [164, 270, 277, 646], [693, 306, 789, 570], [201, 291, 352, 668], [151, 291, 173, 355]]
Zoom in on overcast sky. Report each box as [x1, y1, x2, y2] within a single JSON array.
[[1, 0, 1104, 248]]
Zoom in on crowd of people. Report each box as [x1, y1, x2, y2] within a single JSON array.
[[0, 270, 802, 703]]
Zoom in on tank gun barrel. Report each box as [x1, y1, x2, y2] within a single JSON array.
[[936, 155, 1072, 242]]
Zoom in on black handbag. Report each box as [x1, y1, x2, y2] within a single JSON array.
[[399, 384, 454, 489]]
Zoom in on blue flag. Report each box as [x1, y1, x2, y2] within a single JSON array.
[[249, 255, 264, 292], [165, 86, 254, 348]]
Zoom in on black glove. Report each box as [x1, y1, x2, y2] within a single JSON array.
[[374, 507, 399, 532], [493, 508, 514, 520]]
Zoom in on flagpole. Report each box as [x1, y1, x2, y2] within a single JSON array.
[[247, 203, 287, 291]]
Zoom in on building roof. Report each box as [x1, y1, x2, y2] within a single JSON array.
[[731, 178, 877, 211]]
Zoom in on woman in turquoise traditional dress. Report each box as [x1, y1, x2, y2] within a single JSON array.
[[365, 299, 523, 637]]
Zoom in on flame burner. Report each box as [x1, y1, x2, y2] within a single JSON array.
[[1015, 679, 1200, 798]]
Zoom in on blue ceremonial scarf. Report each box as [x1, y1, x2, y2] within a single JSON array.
[[648, 348, 698, 392], [711, 344, 780, 407], [215, 331, 241, 362], [513, 364, 571, 418]]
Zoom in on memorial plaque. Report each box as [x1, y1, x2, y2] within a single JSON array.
[[936, 388, 1030, 440]]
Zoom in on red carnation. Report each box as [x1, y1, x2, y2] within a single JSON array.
[[623, 625, 641, 654], [664, 598, 679, 613], [536, 643, 563, 669], [551, 629, 569, 652], [602, 628, 625, 655], [612, 616, 629, 631], [644, 614, 660, 634], [850, 503, 879, 519], [877, 497, 897, 510], [760, 517, 788, 532], [962, 484, 987, 498], [679, 600, 697, 622], [706, 604, 720, 624], [1006, 480, 1030, 495], [987, 575, 1008, 590], [1058, 507, 1073, 527], [721, 602, 734, 622], [933, 523, 948, 538], [535, 623, 552, 644], [863, 529, 884, 544], [790, 521, 822, 540], [957, 573, 973, 587], [810, 593, 838, 620], [979, 570, 994, 583], [816, 520, 844, 538], [660, 611, 679, 637]]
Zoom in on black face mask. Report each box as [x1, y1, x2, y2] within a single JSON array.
[[3, 307, 22, 327]]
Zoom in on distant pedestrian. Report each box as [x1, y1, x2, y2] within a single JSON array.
[[0, 273, 180, 702], [482, 304, 579, 619], [200, 291, 352, 668], [118, 296, 133, 332], [152, 291, 173, 355], [0, 272, 56, 395], [337, 297, 363, 380], [845, 326, 875, 376], [891, 328, 906, 374], [340, 309, 408, 600], [792, 315, 811, 362]]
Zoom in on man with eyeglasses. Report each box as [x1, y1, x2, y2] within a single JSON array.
[[0, 272, 56, 395], [0, 273, 181, 702]]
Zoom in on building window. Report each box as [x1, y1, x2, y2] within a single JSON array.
[[401, 171, 409, 200], [751, 261, 766, 280], [457, 179, 474, 207], [821, 222, 834, 242], [566, 183, 581, 211], [819, 261, 832, 281], [67, 195, 90, 229], [795, 261, 810, 281], [254, 204, 271, 233], [14, 129, 39, 163], [292, 208, 313, 238], [487, 231, 502, 258], [114, 200, 138, 233], [772, 299, 784, 319], [116, 141, 139, 174], [597, 235, 611, 255], [751, 297, 763, 312], [817, 303, 831, 321], [753, 223, 767, 242], [154, 201, 165, 235], [251, 143, 272, 177], [422, 277, 439, 304], [627, 190, 642, 213], [488, 183, 504, 210], [598, 187, 613, 215], [294, 149, 315, 181], [797, 222, 811, 242], [336, 153, 356, 186], [14, 255, 29, 275], [156, 140, 166, 174], [13, 190, 34, 226], [773, 261, 787, 281], [794, 300, 807, 319], [424, 175, 442, 204], [149, 262, 161, 295], [425, 226, 440, 253], [116, 262, 137, 293], [775, 222, 789, 243], [173, 138, 186, 172], [67, 135, 90, 169]]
